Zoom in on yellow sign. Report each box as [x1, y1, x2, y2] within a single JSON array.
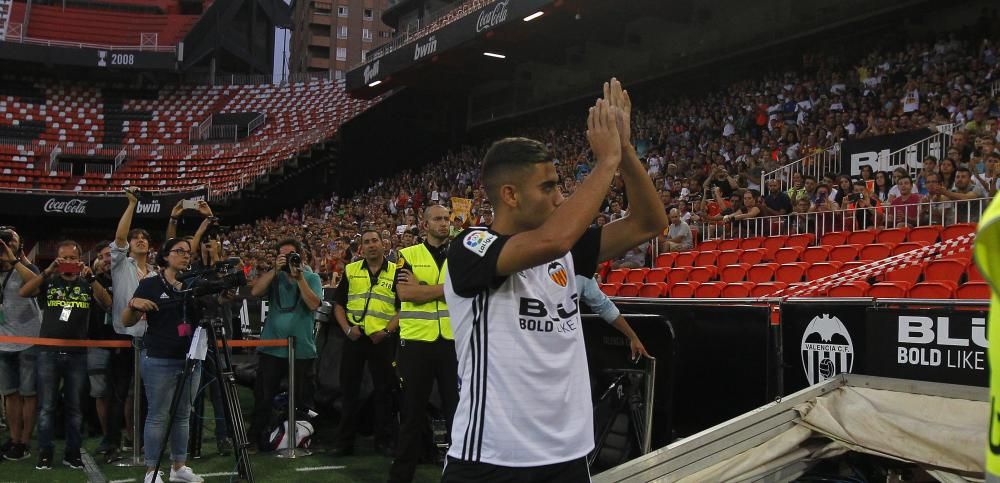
[[451, 197, 472, 222]]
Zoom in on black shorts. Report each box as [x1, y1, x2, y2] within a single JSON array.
[[442, 456, 591, 483]]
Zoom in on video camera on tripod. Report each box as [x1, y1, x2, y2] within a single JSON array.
[[178, 257, 247, 297]]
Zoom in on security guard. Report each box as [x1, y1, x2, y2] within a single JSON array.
[[332, 229, 399, 457], [388, 205, 458, 483], [979, 196, 1000, 483]]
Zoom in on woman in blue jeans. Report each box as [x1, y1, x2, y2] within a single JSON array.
[[123, 238, 203, 483]]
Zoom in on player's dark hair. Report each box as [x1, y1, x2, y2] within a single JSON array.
[[481, 137, 552, 203]]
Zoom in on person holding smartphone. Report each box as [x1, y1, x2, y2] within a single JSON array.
[[19, 240, 111, 470]]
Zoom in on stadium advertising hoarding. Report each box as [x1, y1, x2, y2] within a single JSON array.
[[782, 302, 988, 394], [0, 42, 177, 71], [346, 0, 553, 91], [0, 188, 206, 219], [839, 128, 936, 177]]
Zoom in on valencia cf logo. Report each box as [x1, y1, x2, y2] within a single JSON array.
[[800, 314, 854, 385], [547, 262, 568, 287]]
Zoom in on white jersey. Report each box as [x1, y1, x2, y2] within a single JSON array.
[[444, 226, 601, 467]]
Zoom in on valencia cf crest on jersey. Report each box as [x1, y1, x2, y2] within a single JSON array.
[[547, 262, 568, 287]]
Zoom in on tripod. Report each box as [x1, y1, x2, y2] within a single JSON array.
[[153, 317, 255, 482]]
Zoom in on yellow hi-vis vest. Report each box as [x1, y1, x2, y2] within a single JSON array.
[[397, 244, 452, 341], [978, 196, 1000, 483], [344, 259, 398, 336]]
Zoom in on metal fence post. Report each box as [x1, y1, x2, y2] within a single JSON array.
[[115, 338, 145, 466], [277, 336, 311, 458]]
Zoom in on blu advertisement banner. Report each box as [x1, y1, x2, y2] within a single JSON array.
[[840, 128, 937, 177], [0, 188, 207, 219], [782, 302, 988, 395]]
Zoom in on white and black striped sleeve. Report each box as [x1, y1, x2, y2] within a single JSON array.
[[447, 228, 511, 298]]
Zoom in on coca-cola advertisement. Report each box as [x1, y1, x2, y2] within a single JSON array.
[[0, 187, 206, 218]]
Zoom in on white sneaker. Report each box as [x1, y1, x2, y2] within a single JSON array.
[[169, 465, 204, 483], [144, 471, 165, 483]]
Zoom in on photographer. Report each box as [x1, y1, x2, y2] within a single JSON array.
[[842, 180, 883, 229], [249, 238, 321, 452], [111, 188, 160, 338], [122, 238, 204, 483], [0, 228, 42, 461], [19, 240, 111, 470]]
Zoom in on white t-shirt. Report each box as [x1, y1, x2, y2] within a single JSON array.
[[444, 227, 601, 466]]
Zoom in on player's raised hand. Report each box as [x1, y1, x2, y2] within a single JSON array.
[[603, 78, 631, 146], [586, 99, 622, 168]]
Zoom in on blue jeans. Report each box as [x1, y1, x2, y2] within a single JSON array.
[[36, 351, 88, 452], [141, 352, 201, 468]]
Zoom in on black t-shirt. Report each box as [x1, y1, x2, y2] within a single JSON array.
[[39, 276, 94, 352], [448, 226, 601, 298], [332, 258, 400, 309], [133, 275, 196, 359], [88, 272, 125, 341], [764, 191, 793, 214]]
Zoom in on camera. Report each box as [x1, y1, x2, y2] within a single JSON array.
[[0, 226, 13, 245], [283, 252, 302, 272], [846, 193, 863, 203], [179, 257, 248, 297]]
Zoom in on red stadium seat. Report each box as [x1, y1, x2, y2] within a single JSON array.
[[655, 253, 677, 268], [645, 268, 669, 284], [674, 251, 697, 267], [846, 230, 877, 245], [827, 282, 869, 297], [740, 237, 764, 250], [689, 266, 718, 283], [625, 268, 650, 284], [876, 228, 909, 245], [639, 283, 669, 298], [774, 247, 804, 264], [801, 246, 831, 263], [720, 264, 751, 283], [858, 243, 894, 261], [606, 269, 628, 284], [892, 241, 930, 256], [907, 225, 942, 244], [617, 283, 641, 297], [868, 281, 912, 298], [599, 284, 619, 296], [761, 235, 788, 261], [742, 248, 767, 266], [840, 261, 871, 274], [716, 249, 744, 267], [775, 263, 809, 284], [667, 267, 692, 284], [829, 244, 862, 263], [820, 231, 849, 246], [748, 263, 779, 283], [722, 282, 755, 298], [908, 281, 957, 299], [751, 282, 788, 297], [941, 223, 976, 241], [695, 282, 725, 298], [669, 282, 701, 298], [785, 233, 815, 249], [693, 251, 720, 268], [806, 262, 843, 281], [886, 265, 923, 285], [968, 262, 983, 282], [923, 259, 968, 284], [718, 239, 741, 251], [699, 239, 720, 251], [957, 282, 990, 299]]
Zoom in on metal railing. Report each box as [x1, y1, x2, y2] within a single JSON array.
[[5, 21, 21, 41], [695, 196, 991, 242], [0, 184, 205, 195], [358, 0, 496, 66], [761, 145, 840, 191], [247, 113, 266, 135], [1, 27, 175, 52], [0, 0, 11, 42], [883, 130, 950, 179], [47, 144, 62, 171], [114, 146, 127, 168], [187, 71, 333, 87], [189, 116, 213, 143]]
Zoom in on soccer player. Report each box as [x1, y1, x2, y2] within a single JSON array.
[[443, 79, 668, 482]]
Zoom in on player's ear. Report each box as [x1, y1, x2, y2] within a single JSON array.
[[499, 184, 518, 209]]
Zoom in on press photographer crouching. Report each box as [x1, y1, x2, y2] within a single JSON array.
[[249, 238, 321, 452], [122, 238, 204, 483]]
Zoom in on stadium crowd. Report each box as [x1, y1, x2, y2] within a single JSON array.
[[0, 23, 997, 483]]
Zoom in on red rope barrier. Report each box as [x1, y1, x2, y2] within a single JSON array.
[[0, 336, 289, 349]]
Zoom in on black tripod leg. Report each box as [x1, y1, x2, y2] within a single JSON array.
[[206, 323, 255, 482], [153, 359, 194, 478]]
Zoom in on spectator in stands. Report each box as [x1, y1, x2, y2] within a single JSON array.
[[788, 197, 814, 234], [611, 240, 649, 269], [872, 171, 893, 203], [916, 156, 938, 195], [938, 167, 988, 223], [859, 165, 875, 184], [249, 237, 322, 450], [803, 176, 819, 203], [0, 229, 41, 462], [660, 208, 693, 252], [723, 190, 763, 236], [761, 179, 792, 216], [889, 174, 925, 227], [704, 165, 738, 198], [786, 172, 807, 202], [940, 156, 959, 189], [122, 238, 204, 483], [19, 240, 111, 470], [833, 175, 853, 206], [844, 180, 883, 229]]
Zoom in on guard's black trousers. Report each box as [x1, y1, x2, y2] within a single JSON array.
[[388, 338, 458, 483], [334, 334, 396, 449]]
